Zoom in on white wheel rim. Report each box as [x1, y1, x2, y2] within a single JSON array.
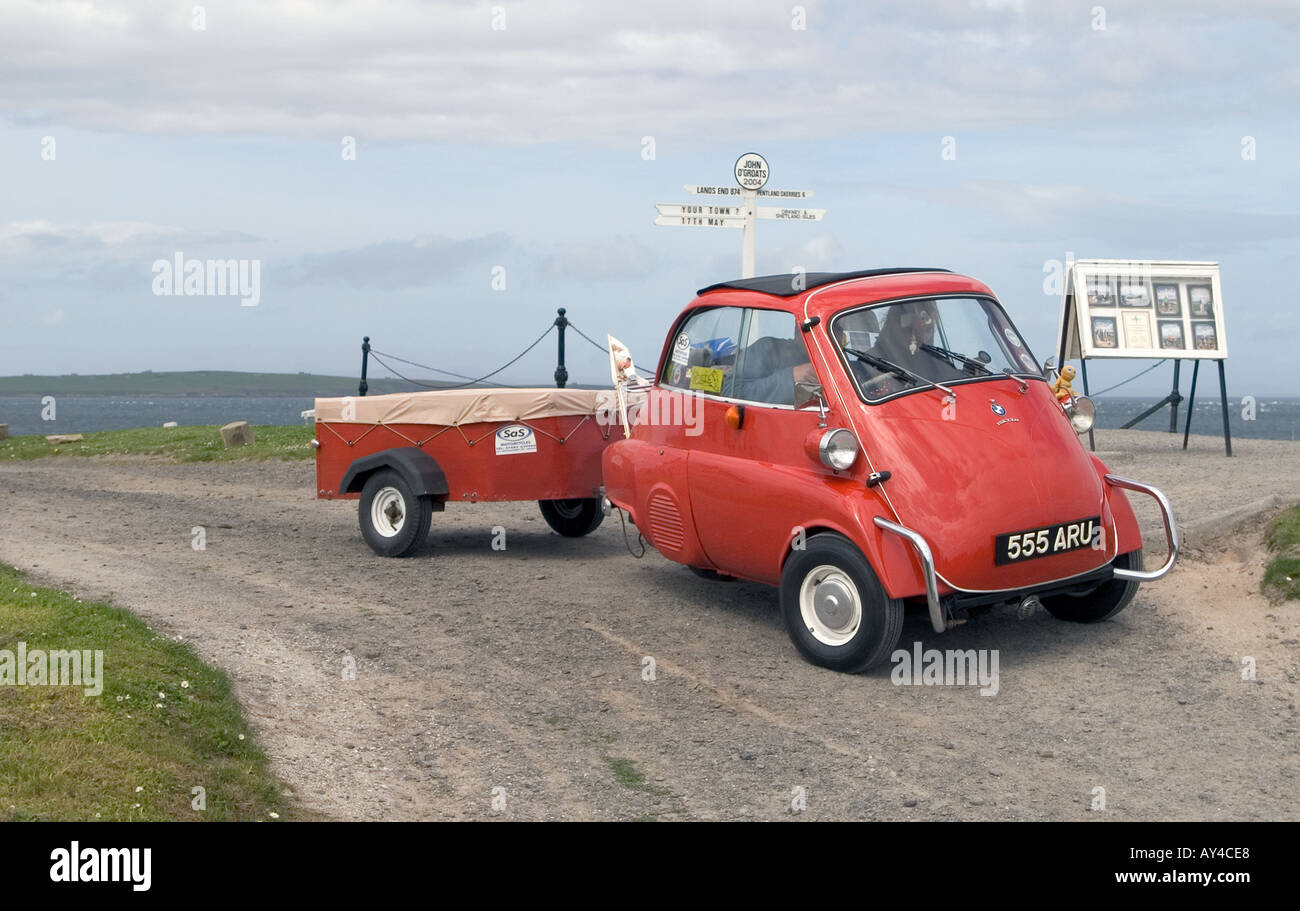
[[798, 564, 862, 647], [370, 487, 406, 537]]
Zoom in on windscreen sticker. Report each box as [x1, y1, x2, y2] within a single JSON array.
[[1020, 352, 1037, 371], [671, 333, 691, 366], [494, 423, 537, 455], [1004, 327, 1022, 347], [689, 366, 724, 394]]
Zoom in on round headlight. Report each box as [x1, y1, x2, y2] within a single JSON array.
[[1066, 395, 1096, 434], [819, 428, 859, 471]]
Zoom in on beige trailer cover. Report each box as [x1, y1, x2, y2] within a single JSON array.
[[315, 388, 619, 426]]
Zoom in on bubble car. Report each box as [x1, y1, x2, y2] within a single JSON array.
[[602, 268, 1178, 672]]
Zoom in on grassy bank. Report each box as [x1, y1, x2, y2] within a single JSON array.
[[0, 425, 314, 462], [0, 563, 299, 821], [1262, 504, 1300, 601]]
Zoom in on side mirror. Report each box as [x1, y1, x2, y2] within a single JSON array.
[[795, 379, 827, 423], [1042, 355, 1058, 380]]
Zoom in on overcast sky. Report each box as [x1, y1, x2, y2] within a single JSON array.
[[1, 0, 1297, 396]]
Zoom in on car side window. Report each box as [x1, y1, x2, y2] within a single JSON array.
[[660, 307, 744, 397], [731, 308, 813, 407]]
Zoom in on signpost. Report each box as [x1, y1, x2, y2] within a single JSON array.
[[656, 153, 824, 278]]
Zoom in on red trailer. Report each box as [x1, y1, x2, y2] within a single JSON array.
[[313, 388, 617, 555]]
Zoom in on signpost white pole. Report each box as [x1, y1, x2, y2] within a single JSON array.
[[741, 189, 756, 279], [656, 153, 821, 280]]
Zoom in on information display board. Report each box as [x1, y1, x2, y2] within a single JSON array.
[[1059, 260, 1228, 360]]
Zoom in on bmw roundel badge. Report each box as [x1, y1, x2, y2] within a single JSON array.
[[990, 401, 1006, 416]]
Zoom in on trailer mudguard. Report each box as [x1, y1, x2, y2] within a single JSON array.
[[339, 447, 450, 499]]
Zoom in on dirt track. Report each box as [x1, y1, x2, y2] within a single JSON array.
[[1, 428, 1298, 820]]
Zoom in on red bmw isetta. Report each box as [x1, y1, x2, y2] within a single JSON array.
[[602, 268, 1178, 672]]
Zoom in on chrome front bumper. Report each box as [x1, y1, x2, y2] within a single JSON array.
[[1104, 474, 1179, 582], [873, 516, 947, 634], [875, 475, 1177, 633]]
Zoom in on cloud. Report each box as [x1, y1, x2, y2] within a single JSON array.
[[0, 221, 260, 259], [535, 235, 658, 282], [283, 234, 515, 290], [1, 1, 1296, 144]]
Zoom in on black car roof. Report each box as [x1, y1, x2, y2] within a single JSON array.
[[697, 267, 951, 298]]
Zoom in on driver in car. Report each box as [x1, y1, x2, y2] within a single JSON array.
[[865, 300, 965, 391], [731, 336, 818, 406]]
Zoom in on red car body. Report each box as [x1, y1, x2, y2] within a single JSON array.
[[602, 268, 1176, 659]]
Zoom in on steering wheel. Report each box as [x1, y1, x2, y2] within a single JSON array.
[[861, 371, 896, 395], [848, 360, 895, 395]]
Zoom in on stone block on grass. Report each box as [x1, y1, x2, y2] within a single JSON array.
[[220, 421, 255, 447]]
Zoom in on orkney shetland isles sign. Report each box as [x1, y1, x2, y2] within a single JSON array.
[[654, 153, 826, 278]]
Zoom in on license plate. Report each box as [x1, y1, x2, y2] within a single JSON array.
[[995, 516, 1101, 565]]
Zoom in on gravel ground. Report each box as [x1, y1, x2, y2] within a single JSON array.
[[1, 428, 1297, 821]]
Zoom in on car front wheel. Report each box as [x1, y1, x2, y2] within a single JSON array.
[[780, 533, 903, 673]]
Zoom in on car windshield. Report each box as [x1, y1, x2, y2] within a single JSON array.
[[830, 296, 1040, 402]]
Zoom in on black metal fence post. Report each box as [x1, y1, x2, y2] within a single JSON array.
[[359, 336, 370, 397], [554, 308, 569, 389]]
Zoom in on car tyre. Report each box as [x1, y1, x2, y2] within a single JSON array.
[[359, 469, 433, 557], [1041, 549, 1142, 623], [780, 533, 903, 673], [538, 498, 604, 537]]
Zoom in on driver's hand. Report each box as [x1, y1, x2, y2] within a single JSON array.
[[792, 362, 817, 385]]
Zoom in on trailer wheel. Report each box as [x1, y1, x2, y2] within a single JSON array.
[[538, 498, 604, 537], [780, 533, 903, 673], [1042, 549, 1142, 623], [359, 469, 433, 557]]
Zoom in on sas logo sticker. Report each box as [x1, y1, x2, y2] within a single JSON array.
[[494, 423, 537, 455], [671, 333, 691, 366]]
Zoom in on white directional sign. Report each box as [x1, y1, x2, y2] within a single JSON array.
[[755, 188, 813, 200], [685, 185, 813, 199], [655, 203, 746, 218], [654, 214, 745, 228], [757, 206, 826, 221], [657, 154, 825, 278]]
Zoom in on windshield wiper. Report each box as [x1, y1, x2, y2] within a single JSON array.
[[843, 347, 955, 398], [1001, 367, 1028, 394], [920, 343, 992, 374]]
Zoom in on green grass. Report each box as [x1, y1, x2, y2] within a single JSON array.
[[0, 563, 304, 821], [603, 756, 669, 796], [1263, 504, 1300, 601], [0, 425, 314, 462]]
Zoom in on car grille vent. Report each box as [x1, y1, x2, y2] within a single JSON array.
[[647, 492, 686, 553]]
